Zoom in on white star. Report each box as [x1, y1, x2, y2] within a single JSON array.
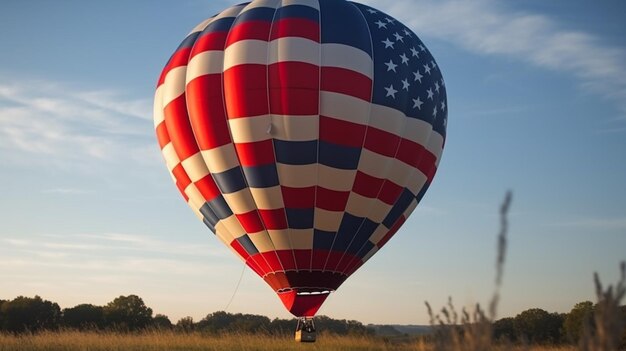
[[375, 20, 387, 29], [384, 59, 398, 72], [367, 8, 377, 14], [403, 29, 412, 37], [431, 60, 437, 69], [385, 85, 398, 98], [410, 47, 419, 58], [413, 97, 423, 110], [413, 70, 423, 83], [382, 38, 394, 49], [401, 79, 410, 91], [441, 101, 446, 111], [400, 53, 409, 65], [443, 117, 447, 128], [432, 107, 438, 117], [393, 32, 404, 42], [419, 44, 426, 51], [435, 81, 440, 93], [427, 88, 434, 100], [441, 78, 446, 87], [423, 64, 431, 75], [385, 17, 395, 23]]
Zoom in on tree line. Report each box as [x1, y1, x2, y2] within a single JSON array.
[[0, 295, 624, 346], [0, 295, 371, 335]]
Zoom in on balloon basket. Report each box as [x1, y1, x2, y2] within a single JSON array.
[[294, 317, 316, 343]]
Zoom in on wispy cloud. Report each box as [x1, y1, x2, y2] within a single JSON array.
[[0, 77, 157, 169], [368, 0, 626, 121]]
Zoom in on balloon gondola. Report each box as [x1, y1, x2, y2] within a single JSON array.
[[154, 0, 447, 342]]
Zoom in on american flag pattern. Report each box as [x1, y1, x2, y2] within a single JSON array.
[[154, 0, 447, 317]]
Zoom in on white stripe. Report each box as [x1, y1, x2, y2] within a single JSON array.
[[269, 37, 320, 66], [250, 186, 284, 209], [218, 215, 247, 239], [289, 229, 314, 249], [276, 163, 317, 187], [162, 66, 188, 107], [357, 149, 394, 180], [153, 86, 165, 127], [369, 225, 389, 245], [271, 115, 318, 141], [224, 40, 267, 70], [184, 183, 206, 212], [268, 229, 292, 250], [404, 117, 433, 145], [239, 0, 280, 13], [322, 43, 373, 79], [223, 189, 258, 214], [320, 91, 370, 125], [214, 3, 249, 21], [386, 158, 416, 189], [318, 165, 356, 192], [314, 208, 343, 232], [181, 152, 210, 182], [248, 231, 276, 253], [404, 198, 418, 217], [187, 51, 225, 82], [345, 193, 392, 223], [281, 0, 320, 10], [228, 115, 272, 143], [407, 172, 428, 197], [369, 104, 405, 136], [162, 143, 180, 172], [362, 246, 378, 262], [201, 145, 239, 174], [427, 131, 444, 164], [187, 197, 204, 221]]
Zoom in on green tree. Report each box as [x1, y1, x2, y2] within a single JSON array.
[[62, 304, 104, 330], [176, 316, 195, 333], [493, 317, 516, 342], [0, 296, 61, 333], [152, 314, 172, 329], [514, 308, 564, 344], [563, 301, 594, 343], [103, 295, 153, 331]]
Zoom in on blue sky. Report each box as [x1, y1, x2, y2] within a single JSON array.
[[1, 0, 625, 324]]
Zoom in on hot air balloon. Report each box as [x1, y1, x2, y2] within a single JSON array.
[[154, 0, 447, 341]]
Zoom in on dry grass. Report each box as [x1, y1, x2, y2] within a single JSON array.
[[0, 330, 582, 351]]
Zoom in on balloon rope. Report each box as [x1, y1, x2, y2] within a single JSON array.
[[224, 262, 246, 311]]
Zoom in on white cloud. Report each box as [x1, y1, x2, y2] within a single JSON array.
[[366, 0, 626, 119], [0, 78, 155, 169]]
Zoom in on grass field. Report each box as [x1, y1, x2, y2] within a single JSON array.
[[0, 330, 577, 351]]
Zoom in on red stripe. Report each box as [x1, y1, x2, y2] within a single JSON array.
[[352, 171, 384, 198], [186, 75, 232, 150], [226, 21, 272, 47], [320, 67, 372, 101], [172, 164, 192, 190], [268, 61, 319, 116], [234, 140, 275, 167], [191, 32, 229, 56], [194, 175, 221, 201], [261, 252, 283, 272], [282, 186, 315, 209], [236, 210, 265, 233], [250, 253, 271, 275], [395, 138, 424, 169], [294, 250, 311, 271], [158, 48, 193, 86], [231, 240, 250, 260], [312, 250, 360, 272], [276, 250, 296, 271], [364, 127, 401, 157], [175, 181, 189, 202], [378, 180, 403, 205], [223, 65, 268, 118], [270, 18, 320, 42], [316, 187, 350, 212], [258, 208, 288, 230], [164, 95, 199, 160], [245, 258, 264, 277], [419, 154, 438, 182], [319, 116, 366, 148], [155, 122, 170, 149]]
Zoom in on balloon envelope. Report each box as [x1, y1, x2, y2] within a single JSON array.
[[154, 0, 447, 317]]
